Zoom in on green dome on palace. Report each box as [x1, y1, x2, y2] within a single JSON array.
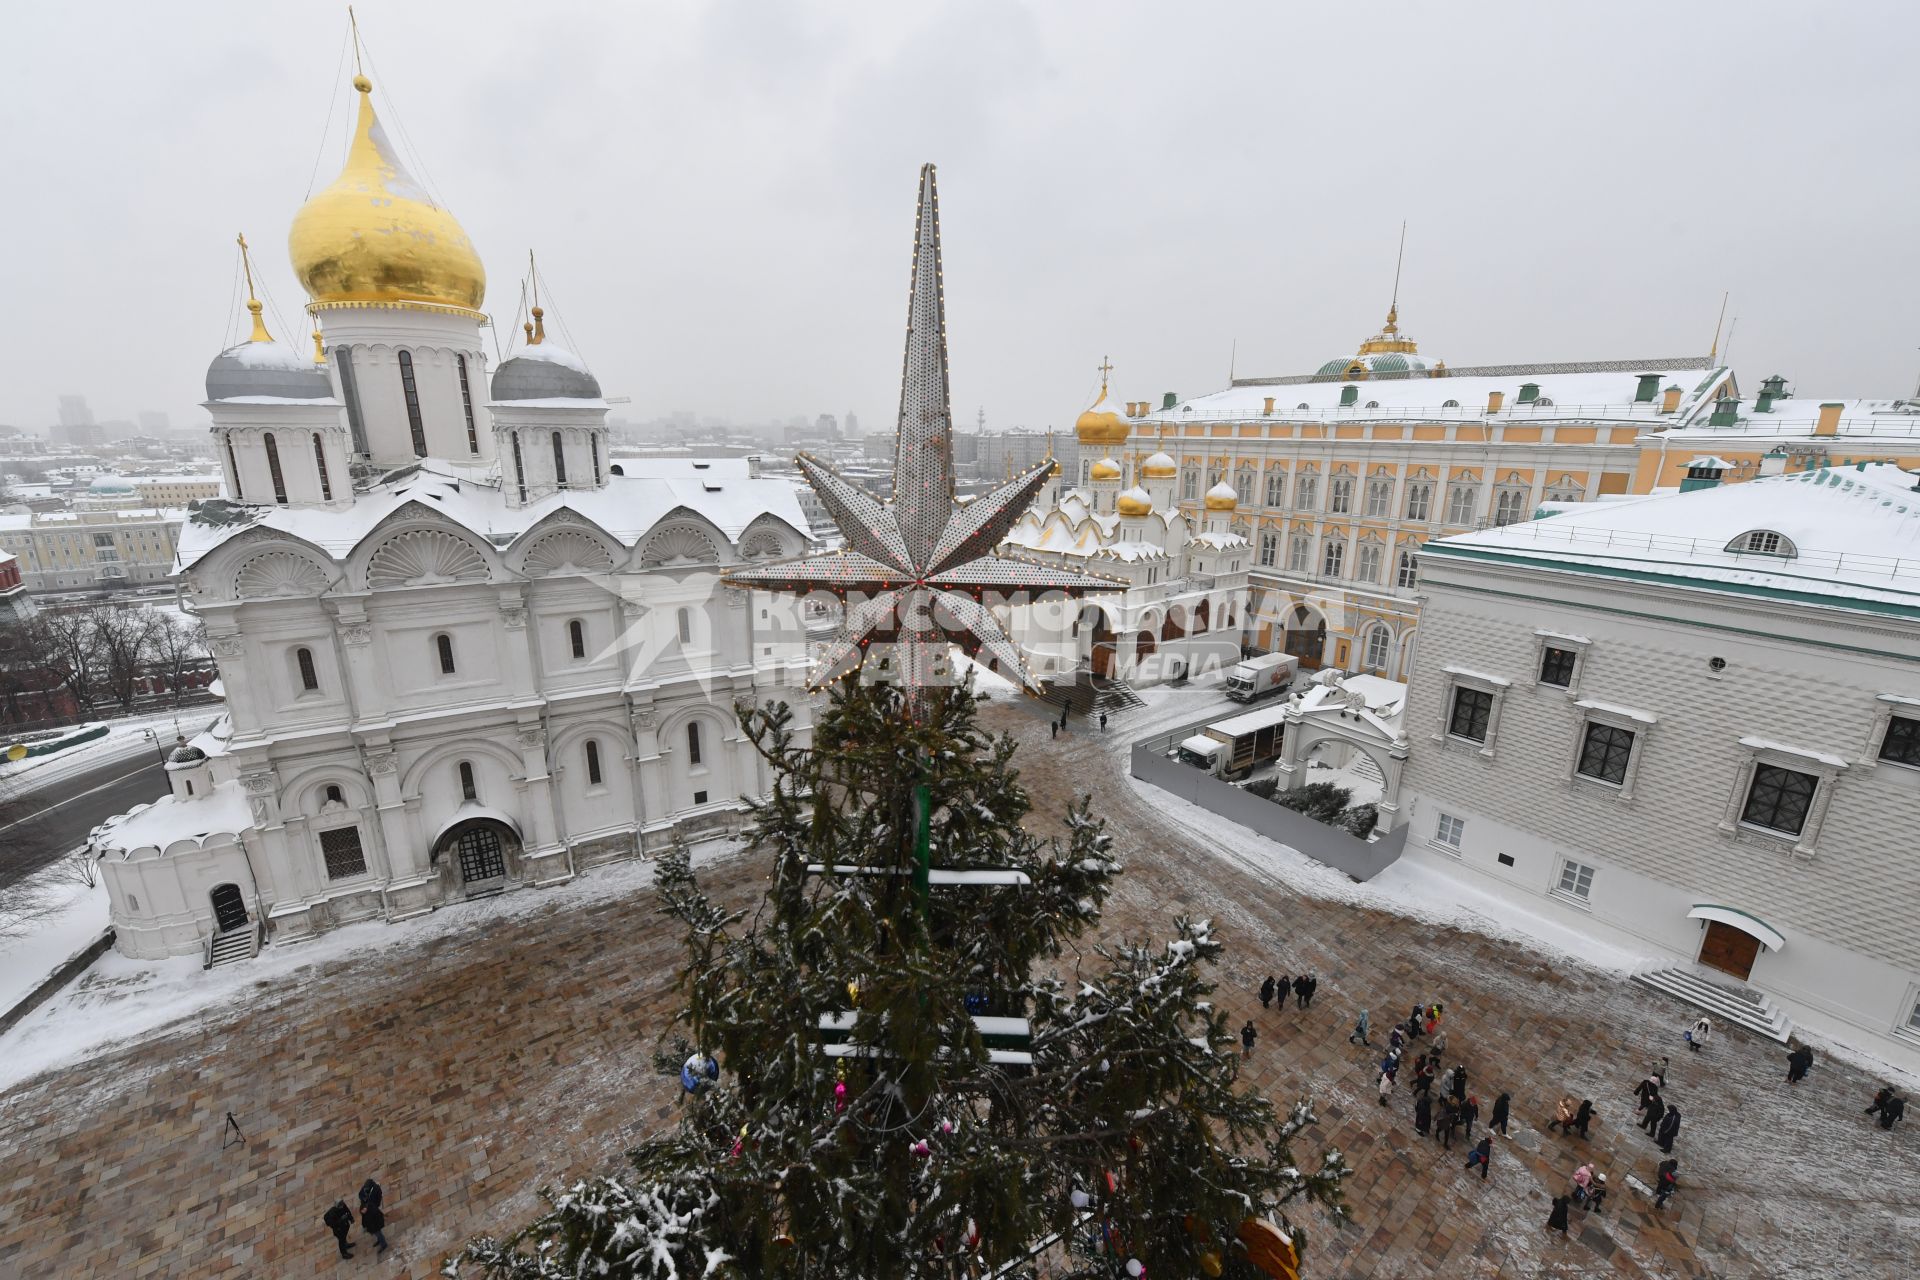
[[1317, 357, 1355, 375]]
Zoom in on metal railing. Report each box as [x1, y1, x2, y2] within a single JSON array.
[[1139, 401, 1672, 426], [1442, 515, 1920, 584]]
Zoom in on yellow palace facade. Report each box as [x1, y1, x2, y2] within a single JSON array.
[[1127, 308, 1739, 679]]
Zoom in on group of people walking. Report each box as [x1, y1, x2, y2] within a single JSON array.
[[1260, 973, 1318, 1011], [322, 1179, 389, 1260]]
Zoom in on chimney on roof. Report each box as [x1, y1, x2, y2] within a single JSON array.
[[1708, 394, 1742, 428], [1340, 385, 1359, 407], [1634, 373, 1661, 403], [1517, 382, 1540, 405], [1680, 457, 1728, 492], [1815, 402, 1843, 437], [1756, 374, 1788, 414], [1660, 383, 1683, 414], [1262, 396, 1275, 416], [1162, 392, 1178, 410], [1486, 390, 1505, 414]]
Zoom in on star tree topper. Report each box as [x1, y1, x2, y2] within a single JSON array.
[[725, 164, 1123, 702]]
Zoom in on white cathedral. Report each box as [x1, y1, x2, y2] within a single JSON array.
[[91, 71, 814, 964]]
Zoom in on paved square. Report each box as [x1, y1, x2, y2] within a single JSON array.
[[0, 696, 1911, 1277]]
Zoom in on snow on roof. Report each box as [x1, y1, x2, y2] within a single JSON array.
[[1206, 481, 1238, 502], [1294, 672, 1408, 737], [505, 342, 590, 375], [215, 339, 314, 371], [94, 779, 253, 857], [176, 456, 809, 571], [1189, 529, 1250, 550], [1142, 364, 1729, 426], [1426, 463, 1920, 613], [1095, 540, 1167, 563], [1653, 396, 1920, 444]]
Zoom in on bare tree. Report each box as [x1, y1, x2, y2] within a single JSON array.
[[92, 606, 163, 714], [28, 609, 102, 719], [147, 612, 208, 707]]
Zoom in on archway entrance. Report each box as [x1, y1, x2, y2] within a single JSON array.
[[209, 883, 247, 932], [1079, 606, 1115, 679], [432, 812, 522, 890], [1283, 605, 1326, 669]]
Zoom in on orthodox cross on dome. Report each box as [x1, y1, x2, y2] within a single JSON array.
[[724, 164, 1122, 711], [1096, 354, 1114, 389]]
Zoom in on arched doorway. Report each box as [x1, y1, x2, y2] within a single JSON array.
[[1193, 599, 1211, 633], [1080, 606, 1115, 679], [209, 883, 247, 932], [1283, 605, 1327, 669], [1134, 629, 1157, 660], [432, 813, 521, 889]]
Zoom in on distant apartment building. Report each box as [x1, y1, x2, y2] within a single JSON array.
[[0, 508, 185, 592], [131, 474, 224, 507]]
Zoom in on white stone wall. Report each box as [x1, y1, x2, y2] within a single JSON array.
[[320, 306, 492, 467], [1401, 551, 1920, 1060]]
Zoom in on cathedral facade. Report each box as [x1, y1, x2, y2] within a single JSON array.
[[91, 71, 812, 963]]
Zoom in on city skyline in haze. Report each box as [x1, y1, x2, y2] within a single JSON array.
[[4, 0, 1917, 434]]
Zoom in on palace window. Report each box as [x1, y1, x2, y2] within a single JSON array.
[[552, 431, 569, 489], [1575, 722, 1635, 786], [1235, 467, 1256, 498], [1329, 476, 1353, 515], [458, 760, 478, 802], [1363, 624, 1391, 672], [591, 435, 603, 486], [1740, 764, 1817, 836], [1321, 538, 1345, 578], [1366, 478, 1392, 517], [263, 433, 288, 505], [1396, 549, 1418, 589], [687, 721, 704, 767], [1264, 471, 1285, 506], [1554, 858, 1595, 902], [398, 350, 427, 457], [1434, 812, 1465, 849], [569, 618, 587, 660], [1258, 531, 1278, 567], [1493, 487, 1529, 526], [295, 646, 319, 692], [1545, 474, 1584, 503], [324, 785, 345, 806], [1287, 535, 1311, 573], [1182, 470, 1198, 501], [1446, 483, 1478, 525], [1448, 687, 1493, 743], [1355, 540, 1382, 583], [436, 632, 456, 675], [585, 739, 603, 786], [313, 433, 332, 502], [457, 354, 480, 454], [512, 433, 527, 504], [1539, 646, 1578, 688], [1880, 715, 1920, 768], [677, 607, 693, 645], [320, 826, 367, 880], [1295, 474, 1319, 511]]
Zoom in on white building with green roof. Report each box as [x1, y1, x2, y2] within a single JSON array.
[[1400, 463, 1920, 1072]]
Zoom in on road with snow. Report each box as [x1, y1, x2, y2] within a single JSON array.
[[0, 751, 169, 888]]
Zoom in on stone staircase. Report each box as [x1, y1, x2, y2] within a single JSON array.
[[1632, 965, 1792, 1042], [1038, 672, 1144, 719], [206, 927, 255, 970]]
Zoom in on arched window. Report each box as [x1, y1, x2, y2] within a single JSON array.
[[398, 350, 427, 457], [312, 433, 332, 502], [456, 353, 479, 454], [585, 739, 603, 786], [552, 431, 568, 488], [1726, 529, 1796, 557], [264, 433, 288, 505], [459, 760, 478, 801], [1364, 624, 1392, 672], [686, 721, 703, 766], [435, 632, 456, 675], [677, 607, 693, 645], [1396, 549, 1419, 589], [225, 433, 244, 501], [324, 784, 344, 806], [591, 435, 603, 486], [295, 645, 319, 692], [568, 618, 586, 659]]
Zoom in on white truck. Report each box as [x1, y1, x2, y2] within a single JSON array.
[[1175, 703, 1291, 780], [1223, 652, 1299, 702]]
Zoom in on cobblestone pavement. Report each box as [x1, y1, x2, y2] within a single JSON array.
[[0, 694, 1913, 1278]]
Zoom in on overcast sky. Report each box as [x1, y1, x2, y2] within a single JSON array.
[[5, 0, 1916, 435]]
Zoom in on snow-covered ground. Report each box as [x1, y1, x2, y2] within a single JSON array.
[[0, 869, 108, 1015], [0, 841, 741, 1094]]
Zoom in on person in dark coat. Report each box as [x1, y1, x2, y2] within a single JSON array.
[[358, 1179, 387, 1253], [1635, 1074, 1662, 1109], [1640, 1092, 1666, 1135], [1437, 1096, 1459, 1149], [1786, 1044, 1814, 1084], [1656, 1104, 1682, 1154], [1292, 975, 1309, 1007], [1259, 976, 1275, 1010], [1459, 1094, 1480, 1142], [1412, 1053, 1435, 1097], [1050, 721, 1058, 739], [1274, 973, 1291, 1010], [1654, 1158, 1679, 1209], [1388, 1025, 1405, 1054], [1099, 712, 1108, 733], [1879, 1094, 1906, 1130], [1240, 1021, 1257, 1057], [1407, 1004, 1425, 1038], [1866, 1086, 1895, 1118], [1546, 1194, 1571, 1234], [323, 1200, 355, 1259], [1586, 1172, 1608, 1214], [1414, 1091, 1432, 1137], [1465, 1135, 1492, 1181], [1490, 1091, 1512, 1137], [1452, 1064, 1470, 1102], [1381, 1051, 1401, 1083], [1303, 975, 1319, 1008], [1573, 1098, 1594, 1140]]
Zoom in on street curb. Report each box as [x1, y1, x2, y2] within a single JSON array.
[[0, 927, 114, 1040]]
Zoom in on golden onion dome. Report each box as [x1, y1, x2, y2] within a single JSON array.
[[1090, 456, 1122, 482], [1204, 481, 1239, 511], [1074, 368, 1130, 447], [1142, 450, 1178, 479], [289, 75, 486, 313], [1117, 486, 1153, 517]]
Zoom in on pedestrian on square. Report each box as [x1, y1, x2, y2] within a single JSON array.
[[1571, 1163, 1594, 1205], [1547, 1194, 1571, 1235], [1050, 721, 1058, 739], [1452, 1064, 1470, 1103], [1438, 1096, 1459, 1149], [1786, 1043, 1814, 1084], [1586, 1174, 1608, 1214], [1490, 1091, 1512, 1137], [1465, 1136, 1492, 1181], [1573, 1098, 1595, 1140], [1648, 1056, 1670, 1090], [1260, 976, 1275, 1010], [1635, 1073, 1662, 1109], [1241, 1021, 1257, 1057], [1437, 1064, 1457, 1101], [1414, 1091, 1432, 1136], [1460, 1094, 1480, 1141], [1099, 712, 1108, 733], [1380, 1051, 1401, 1082], [1866, 1086, 1895, 1118], [357, 1178, 387, 1252], [1640, 1092, 1666, 1136], [1349, 1009, 1371, 1045], [1654, 1158, 1679, 1209], [1656, 1104, 1682, 1154], [1274, 973, 1291, 1010], [1412, 1053, 1435, 1097], [1303, 975, 1319, 1008], [1388, 1025, 1404, 1055], [1877, 1094, 1906, 1130], [1292, 975, 1309, 1007], [1686, 1015, 1712, 1052], [323, 1200, 356, 1260], [1407, 1004, 1425, 1038], [1378, 1069, 1394, 1107], [1429, 1028, 1447, 1062], [1547, 1094, 1577, 1133]]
